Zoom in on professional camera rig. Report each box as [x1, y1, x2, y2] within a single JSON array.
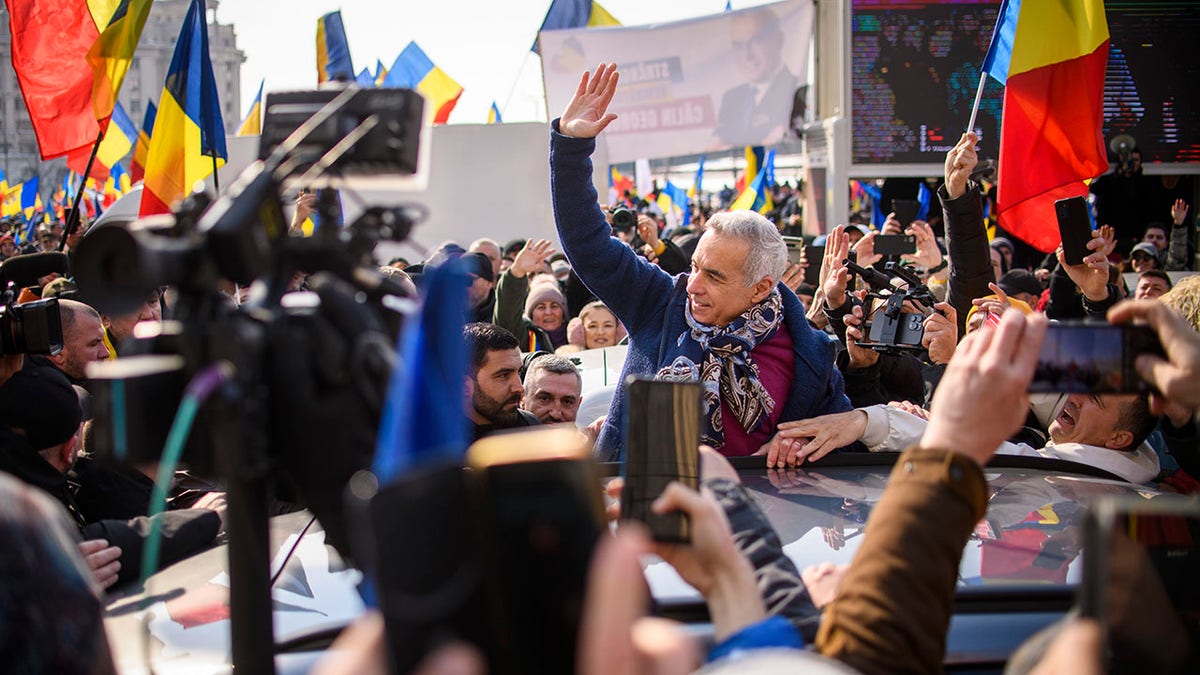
[[842, 258, 940, 354], [73, 87, 426, 674]]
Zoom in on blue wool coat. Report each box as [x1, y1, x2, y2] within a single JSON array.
[[549, 123, 852, 460]]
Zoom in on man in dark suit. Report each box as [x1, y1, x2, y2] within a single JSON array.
[[715, 8, 805, 146]]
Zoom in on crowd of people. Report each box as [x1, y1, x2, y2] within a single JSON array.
[[2, 60, 1199, 673]]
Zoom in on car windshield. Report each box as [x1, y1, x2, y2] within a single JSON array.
[[646, 461, 1177, 604]]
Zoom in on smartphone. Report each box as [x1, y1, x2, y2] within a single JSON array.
[[466, 428, 604, 674], [1081, 497, 1200, 672], [1029, 321, 1165, 394], [622, 378, 703, 543], [1055, 196, 1094, 266], [892, 199, 920, 228], [804, 244, 824, 287], [874, 234, 917, 257], [783, 236, 804, 267]]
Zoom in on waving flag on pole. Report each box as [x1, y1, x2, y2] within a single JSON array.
[[736, 146, 764, 193], [688, 157, 705, 199], [139, 0, 227, 216], [374, 59, 389, 86], [316, 11, 355, 84], [487, 102, 503, 124], [532, 0, 621, 53], [7, 0, 149, 160], [69, 101, 137, 181], [985, 0, 1109, 253], [731, 149, 775, 213], [130, 100, 156, 183], [237, 80, 264, 136], [384, 42, 463, 124], [656, 180, 691, 227]]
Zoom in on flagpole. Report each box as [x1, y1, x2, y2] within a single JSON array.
[[211, 153, 220, 194], [61, 130, 104, 251], [965, 70, 988, 135]]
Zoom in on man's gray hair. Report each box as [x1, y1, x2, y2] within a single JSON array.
[[523, 354, 582, 389], [704, 211, 788, 287]]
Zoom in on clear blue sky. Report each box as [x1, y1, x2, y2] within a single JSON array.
[[217, 0, 778, 125]]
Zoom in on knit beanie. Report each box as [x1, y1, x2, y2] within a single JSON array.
[[524, 274, 567, 319]]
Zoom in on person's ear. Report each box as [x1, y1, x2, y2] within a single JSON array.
[[1104, 429, 1134, 450], [751, 277, 774, 303]]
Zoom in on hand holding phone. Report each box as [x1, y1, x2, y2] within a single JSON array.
[[1055, 196, 1094, 266], [622, 378, 703, 543], [1029, 321, 1165, 394]]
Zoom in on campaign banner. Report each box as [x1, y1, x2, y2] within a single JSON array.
[[539, 0, 814, 163]]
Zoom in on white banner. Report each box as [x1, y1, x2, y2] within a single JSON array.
[[539, 0, 814, 163]]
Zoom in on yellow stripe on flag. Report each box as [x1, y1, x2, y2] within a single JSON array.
[[1008, 0, 1108, 78], [140, 92, 223, 213]]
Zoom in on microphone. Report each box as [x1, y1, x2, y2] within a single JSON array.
[[0, 252, 70, 288]]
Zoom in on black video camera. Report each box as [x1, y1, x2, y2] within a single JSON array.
[[611, 207, 637, 234], [843, 259, 939, 354], [0, 253, 67, 356]]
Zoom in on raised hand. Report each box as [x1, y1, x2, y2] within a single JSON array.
[[509, 238, 556, 278], [822, 225, 852, 309], [1171, 198, 1189, 226], [560, 63, 620, 139], [1094, 224, 1117, 258], [852, 231, 883, 268], [902, 220, 943, 270], [944, 132, 979, 200], [1057, 238, 1111, 302]]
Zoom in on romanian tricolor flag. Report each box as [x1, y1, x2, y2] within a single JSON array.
[[488, 102, 503, 124], [656, 180, 691, 226], [374, 59, 388, 87], [19, 177, 40, 220], [7, 0, 150, 160], [130, 100, 156, 183], [731, 149, 775, 214], [736, 146, 764, 194], [111, 161, 132, 194], [610, 166, 633, 201], [2, 183, 23, 218], [383, 42, 463, 125], [139, 0, 227, 216], [985, 0, 1109, 253], [316, 11, 355, 84], [688, 157, 705, 199], [237, 80, 264, 136], [69, 100, 138, 182], [532, 0, 621, 53]]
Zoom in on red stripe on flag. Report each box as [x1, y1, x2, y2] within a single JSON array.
[[996, 41, 1109, 253], [433, 91, 463, 125]]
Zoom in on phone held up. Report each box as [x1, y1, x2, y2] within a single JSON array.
[[1055, 195, 1095, 266], [1029, 321, 1165, 394], [1080, 496, 1200, 673], [622, 377, 704, 543]]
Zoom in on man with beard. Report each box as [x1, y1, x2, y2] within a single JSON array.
[[464, 323, 540, 441]]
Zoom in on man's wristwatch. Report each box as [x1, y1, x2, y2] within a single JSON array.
[[926, 259, 948, 274]]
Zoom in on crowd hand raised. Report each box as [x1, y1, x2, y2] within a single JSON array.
[[843, 304, 879, 369], [560, 63, 620, 139], [290, 190, 317, 232], [1171, 198, 1189, 226], [80, 539, 121, 590], [1056, 238, 1111, 302], [806, 285, 830, 330], [1095, 225, 1117, 258], [922, 302, 958, 364], [902, 220, 943, 269], [822, 225, 852, 309], [637, 215, 661, 249], [971, 281, 1014, 318], [888, 400, 931, 421], [781, 262, 805, 293], [852, 231, 883, 268], [651, 483, 766, 642], [1108, 300, 1200, 414], [944, 131, 979, 200], [641, 244, 660, 265], [509, 238, 556, 278], [881, 213, 903, 236], [772, 410, 869, 467], [921, 310, 1048, 465]]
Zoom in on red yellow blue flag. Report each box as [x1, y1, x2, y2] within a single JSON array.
[[532, 0, 621, 53], [139, 0, 227, 216], [130, 100, 156, 183], [316, 11, 355, 84], [237, 80, 264, 136], [985, 0, 1109, 253], [383, 42, 463, 125]]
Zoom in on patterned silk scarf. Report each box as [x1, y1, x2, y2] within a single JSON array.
[[657, 289, 785, 447]]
